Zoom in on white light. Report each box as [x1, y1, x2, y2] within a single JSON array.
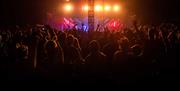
[[64, 4, 73, 12], [113, 5, 121, 12], [95, 5, 103, 12], [104, 5, 111, 11], [82, 5, 89, 11]]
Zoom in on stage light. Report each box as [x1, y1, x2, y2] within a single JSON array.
[[113, 5, 121, 12], [95, 5, 103, 12], [104, 5, 111, 11], [64, 4, 73, 12], [82, 5, 89, 11], [113, 21, 116, 27]]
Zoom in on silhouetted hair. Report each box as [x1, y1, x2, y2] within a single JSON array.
[[88, 40, 100, 52]]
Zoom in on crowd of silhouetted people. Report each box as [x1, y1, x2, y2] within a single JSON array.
[[1, 21, 179, 84]]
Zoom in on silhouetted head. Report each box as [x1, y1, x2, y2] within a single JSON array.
[[61, 32, 67, 40], [16, 43, 29, 60], [88, 40, 100, 53], [73, 37, 81, 49], [66, 34, 74, 45], [44, 25, 51, 30], [148, 28, 156, 40], [44, 40, 58, 55], [120, 36, 129, 47], [131, 44, 143, 56], [120, 36, 129, 53]]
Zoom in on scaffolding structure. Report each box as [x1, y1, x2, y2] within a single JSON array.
[[88, 0, 95, 31]]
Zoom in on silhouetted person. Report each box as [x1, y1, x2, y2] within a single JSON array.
[[102, 34, 119, 64], [41, 40, 64, 79], [113, 36, 130, 83], [85, 40, 107, 79]]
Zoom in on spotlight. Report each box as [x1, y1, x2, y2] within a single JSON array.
[[113, 5, 121, 12], [64, 4, 73, 12], [82, 5, 89, 11], [104, 5, 111, 11], [95, 5, 103, 12]]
